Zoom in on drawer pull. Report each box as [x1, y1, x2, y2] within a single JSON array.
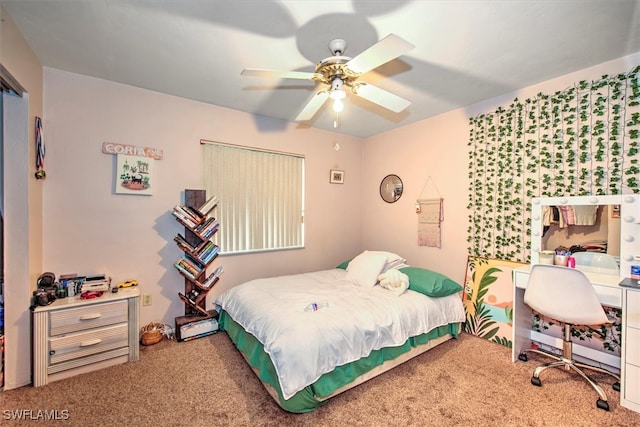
[[79, 313, 102, 320], [80, 338, 102, 347]]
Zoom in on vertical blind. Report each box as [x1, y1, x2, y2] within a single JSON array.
[[201, 141, 304, 254]]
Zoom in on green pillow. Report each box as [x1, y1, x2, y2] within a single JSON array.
[[399, 267, 463, 297], [336, 259, 351, 270]]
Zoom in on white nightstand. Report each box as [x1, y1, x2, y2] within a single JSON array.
[[31, 288, 139, 387]]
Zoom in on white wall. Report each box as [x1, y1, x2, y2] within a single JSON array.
[[42, 68, 364, 327], [362, 52, 640, 284], [30, 49, 640, 389]]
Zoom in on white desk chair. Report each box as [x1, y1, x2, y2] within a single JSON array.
[[518, 264, 620, 411]]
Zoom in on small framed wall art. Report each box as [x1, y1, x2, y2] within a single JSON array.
[[116, 154, 154, 195], [330, 169, 344, 184]]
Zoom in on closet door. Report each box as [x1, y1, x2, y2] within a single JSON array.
[[2, 90, 30, 389]]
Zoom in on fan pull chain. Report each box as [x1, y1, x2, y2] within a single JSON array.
[[334, 110, 339, 128]]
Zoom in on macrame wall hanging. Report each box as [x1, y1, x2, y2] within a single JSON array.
[[416, 176, 444, 248]]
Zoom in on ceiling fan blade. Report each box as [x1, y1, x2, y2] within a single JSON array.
[[241, 68, 321, 80], [296, 90, 330, 121], [346, 34, 415, 75], [352, 83, 411, 113]]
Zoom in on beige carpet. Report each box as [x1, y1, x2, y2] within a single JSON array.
[[2, 332, 639, 426]]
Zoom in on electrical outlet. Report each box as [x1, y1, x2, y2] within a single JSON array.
[[143, 294, 152, 306]]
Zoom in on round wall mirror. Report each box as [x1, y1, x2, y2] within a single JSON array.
[[380, 174, 403, 203]]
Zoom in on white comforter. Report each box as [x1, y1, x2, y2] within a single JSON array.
[[216, 269, 465, 400]]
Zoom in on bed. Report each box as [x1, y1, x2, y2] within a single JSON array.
[[215, 250, 465, 413]]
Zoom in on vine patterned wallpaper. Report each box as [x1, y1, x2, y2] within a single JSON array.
[[468, 66, 640, 263], [467, 67, 640, 355]]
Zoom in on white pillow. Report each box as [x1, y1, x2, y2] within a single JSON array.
[[364, 251, 407, 273], [346, 250, 392, 287], [383, 257, 408, 272]]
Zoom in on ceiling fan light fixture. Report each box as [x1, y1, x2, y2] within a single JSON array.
[[329, 78, 346, 101], [329, 88, 346, 101], [241, 34, 415, 123], [332, 98, 344, 112]]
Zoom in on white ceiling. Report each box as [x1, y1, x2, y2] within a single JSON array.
[[3, 1, 640, 138]]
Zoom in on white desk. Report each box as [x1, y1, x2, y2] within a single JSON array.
[[512, 266, 640, 413]]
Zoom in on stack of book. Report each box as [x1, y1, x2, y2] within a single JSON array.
[[194, 217, 219, 240], [172, 205, 203, 228], [197, 242, 220, 265], [173, 254, 204, 280], [173, 233, 201, 254], [173, 235, 219, 264]]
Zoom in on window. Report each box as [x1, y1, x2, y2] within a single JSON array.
[[201, 141, 304, 254]]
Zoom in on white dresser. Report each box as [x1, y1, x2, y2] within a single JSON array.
[[622, 287, 640, 412], [32, 288, 139, 387]]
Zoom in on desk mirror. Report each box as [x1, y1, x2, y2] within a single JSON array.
[[380, 174, 403, 203], [530, 195, 640, 278]]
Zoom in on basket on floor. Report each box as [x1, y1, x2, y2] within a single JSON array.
[[140, 322, 166, 346]]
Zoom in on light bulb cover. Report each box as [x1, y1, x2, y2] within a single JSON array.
[[329, 89, 346, 100], [332, 99, 344, 112]]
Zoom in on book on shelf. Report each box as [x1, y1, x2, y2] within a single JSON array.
[[198, 196, 218, 216], [181, 254, 204, 273], [172, 207, 197, 228], [174, 261, 196, 280], [199, 245, 219, 265], [173, 204, 205, 225], [195, 239, 215, 255], [200, 223, 219, 240], [174, 234, 198, 253], [202, 265, 224, 289], [180, 330, 216, 341], [176, 204, 201, 221], [196, 240, 216, 261], [194, 216, 217, 234]]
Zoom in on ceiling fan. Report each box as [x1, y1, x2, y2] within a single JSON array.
[[241, 34, 415, 121]]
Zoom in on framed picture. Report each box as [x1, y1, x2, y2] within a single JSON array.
[[116, 154, 154, 195], [462, 255, 527, 348], [330, 169, 344, 184]]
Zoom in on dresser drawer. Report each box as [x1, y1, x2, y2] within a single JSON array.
[[626, 289, 640, 329], [592, 284, 622, 308], [626, 326, 640, 366], [625, 363, 640, 405], [50, 300, 128, 336], [49, 323, 129, 365]]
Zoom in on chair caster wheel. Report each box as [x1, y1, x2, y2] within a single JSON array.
[[613, 382, 620, 392], [531, 376, 541, 387], [596, 399, 610, 411], [518, 353, 528, 362]]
